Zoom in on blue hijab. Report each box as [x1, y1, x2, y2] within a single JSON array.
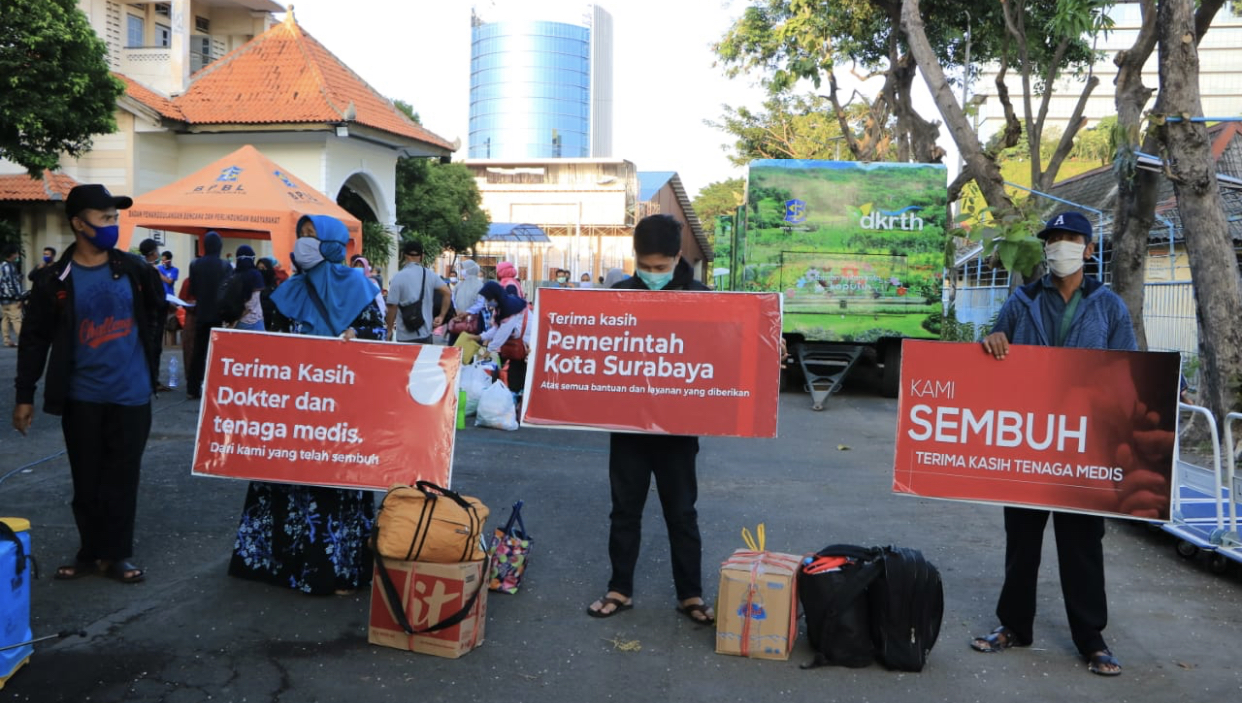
[[270, 215, 378, 337]]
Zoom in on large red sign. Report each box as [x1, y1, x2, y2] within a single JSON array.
[[520, 288, 783, 437], [893, 340, 1180, 520], [192, 330, 460, 489]]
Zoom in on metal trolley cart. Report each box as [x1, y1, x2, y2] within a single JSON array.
[[1162, 404, 1242, 573]]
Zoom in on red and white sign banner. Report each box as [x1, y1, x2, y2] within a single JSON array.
[[192, 329, 460, 490], [520, 288, 783, 438], [893, 340, 1180, 520]]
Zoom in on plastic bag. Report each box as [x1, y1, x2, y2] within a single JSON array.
[[460, 363, 491, 417], [475, 380, 519, 431]]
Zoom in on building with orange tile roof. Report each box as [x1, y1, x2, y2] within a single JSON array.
[[3, 1, 456, 282]]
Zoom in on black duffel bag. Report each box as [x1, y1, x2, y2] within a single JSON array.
[[797, 544, 883, 669]]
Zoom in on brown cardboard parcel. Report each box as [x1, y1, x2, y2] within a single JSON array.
[[715, 549, 801, 661], [368, 558, 488, 659]]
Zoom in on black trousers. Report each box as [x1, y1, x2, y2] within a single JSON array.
[[187, 319, 217, 395], [61, 400, 152, 562], [996, 507, 1108, 654], [607, 433, 702, 601]]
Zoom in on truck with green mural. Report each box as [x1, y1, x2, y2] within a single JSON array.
[[723, 160, 948, 406]]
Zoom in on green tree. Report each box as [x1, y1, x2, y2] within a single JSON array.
[[0, 0, 124, 177], [707, 94, 885, 165], [395, 157, 489, 256], [692, 178, 745, 232], [360, 221, 395, 269]]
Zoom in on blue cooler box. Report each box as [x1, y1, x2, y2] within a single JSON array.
[[0, 518, 32, 689]]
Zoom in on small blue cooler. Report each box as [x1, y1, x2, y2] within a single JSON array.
[[0, 518, 32, 689]]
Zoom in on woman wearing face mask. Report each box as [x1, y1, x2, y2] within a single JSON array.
[[447, 260, 485, 344], [229, 215, 384, 596], [467, 283, 531, 394], [231, 245, 266, 332]]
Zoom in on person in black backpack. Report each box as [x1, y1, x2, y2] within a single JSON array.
[[186, 231, 232, 400]]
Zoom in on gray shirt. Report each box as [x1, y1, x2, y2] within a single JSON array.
[[386, 262, 440, 341]]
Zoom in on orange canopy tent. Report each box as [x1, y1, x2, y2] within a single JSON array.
[[119, 145, 362, 268]]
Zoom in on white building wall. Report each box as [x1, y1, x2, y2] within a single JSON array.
[[589, 4, 614, 158]]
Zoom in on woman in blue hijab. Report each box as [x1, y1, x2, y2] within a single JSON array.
[[229, 214, 384, 596]]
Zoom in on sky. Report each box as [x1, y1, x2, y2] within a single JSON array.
[[281, 0, 796, 198]]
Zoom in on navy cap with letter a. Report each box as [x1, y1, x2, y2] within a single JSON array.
[[1036, 211, 1092, 244]]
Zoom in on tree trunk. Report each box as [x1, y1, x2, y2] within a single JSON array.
[[1111, 0, 1224, 351], [901, 0, 1013, 210], [1109, 0, 1158, 350], [1158, 0, 1242, 421]]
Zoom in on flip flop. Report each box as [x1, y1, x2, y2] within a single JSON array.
[[586, 595, 632, 619], [676, 602, 715, 625], [1087, 649, 1122, 676], [101, 560, 145, 584], [970, 625, 1029, 653], [54, 560, 98, 580]]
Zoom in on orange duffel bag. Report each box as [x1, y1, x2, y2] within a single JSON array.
[[372, 481, 490, 563]]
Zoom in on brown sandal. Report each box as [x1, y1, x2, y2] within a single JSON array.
[[676, 602, 715, 625]]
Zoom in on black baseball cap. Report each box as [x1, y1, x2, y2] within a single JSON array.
[[1036, 211, 1093, 244], [65, 184, 133, 218]]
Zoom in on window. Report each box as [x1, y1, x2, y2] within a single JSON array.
[[155, 24, 171, 48], [154, 3, 170, 17], [126, 14, 144, 47], [195, 16, 210, 33]]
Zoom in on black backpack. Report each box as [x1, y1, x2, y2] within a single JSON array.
[[217, 271, 247, 324], [797, 544, 883, 669], [869, 546, 944, 672]]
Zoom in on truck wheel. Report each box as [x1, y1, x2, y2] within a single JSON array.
[[880, 343, 901, 398]]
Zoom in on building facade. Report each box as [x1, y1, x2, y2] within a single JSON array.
[[971, 2, 1242, 144], [468, 2, 613, 159]]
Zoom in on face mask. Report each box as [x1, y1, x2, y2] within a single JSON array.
[[292, 237, 325, 272], [84, 223, 119, 250], [1045, 241, 1086, 277], [637, 269, 674, 291], [450, 277, 458, 284], [556, 276, 568, 283], [42, 255, 51, 264]]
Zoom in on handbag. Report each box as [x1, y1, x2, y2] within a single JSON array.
[[487, 501, 532, 594], [372, 481, 490, 563], [448, 313, 481, 335], [398, 267, 427, 333], [498, 310, 529, 361]]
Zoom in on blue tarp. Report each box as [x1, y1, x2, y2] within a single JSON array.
[[482, 222, 551, 243]]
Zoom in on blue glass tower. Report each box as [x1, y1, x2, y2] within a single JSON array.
[[469, 4, 613, 159]]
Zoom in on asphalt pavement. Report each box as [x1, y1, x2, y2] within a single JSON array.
[[0, 346, 1240, 703]]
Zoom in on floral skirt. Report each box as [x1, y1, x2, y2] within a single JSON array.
[[229, 482, 375, 595]]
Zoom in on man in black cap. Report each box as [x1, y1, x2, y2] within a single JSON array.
[[12, 184, 163, 584], [971, 210, 1137, 676], [139, 238, 171, 392]]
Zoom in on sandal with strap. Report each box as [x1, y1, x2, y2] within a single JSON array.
[[54, 560, 98, 580], [1087, 649, 1122, 676], [676, 601, 715, 625], [970, 625, 1030, 653], [101, 560, 145, 584], [586, 594, 633, 619]]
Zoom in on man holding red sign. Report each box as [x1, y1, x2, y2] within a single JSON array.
[[971, 211, 1160, 677], [585, 215, 718, 624]]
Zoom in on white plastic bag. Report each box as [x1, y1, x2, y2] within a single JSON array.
[[460, 363, 491, 416], [475, 380, 519, 431]]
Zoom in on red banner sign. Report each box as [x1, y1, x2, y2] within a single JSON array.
[[192, 330, 460, 489], [520, 288, 783, 437], [893, 340, 1180, 520]]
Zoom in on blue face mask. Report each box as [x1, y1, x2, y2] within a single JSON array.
[[637, 269, 674, 291], [88, 224, 119, 250], [42, 255, 51, 263]]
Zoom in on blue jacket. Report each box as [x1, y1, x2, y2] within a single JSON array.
[[992, 275, 1137, 351]]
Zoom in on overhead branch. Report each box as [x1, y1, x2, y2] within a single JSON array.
[[1041, 75, 1099, 191]]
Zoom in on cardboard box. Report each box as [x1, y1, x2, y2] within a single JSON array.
[[368, 558, 488, 658], [715, 549, 800, 661]]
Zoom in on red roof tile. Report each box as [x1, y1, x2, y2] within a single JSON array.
[[173, 15, 453, 151], [115, 73, 184, 120], [0, 171, 80, 202]]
